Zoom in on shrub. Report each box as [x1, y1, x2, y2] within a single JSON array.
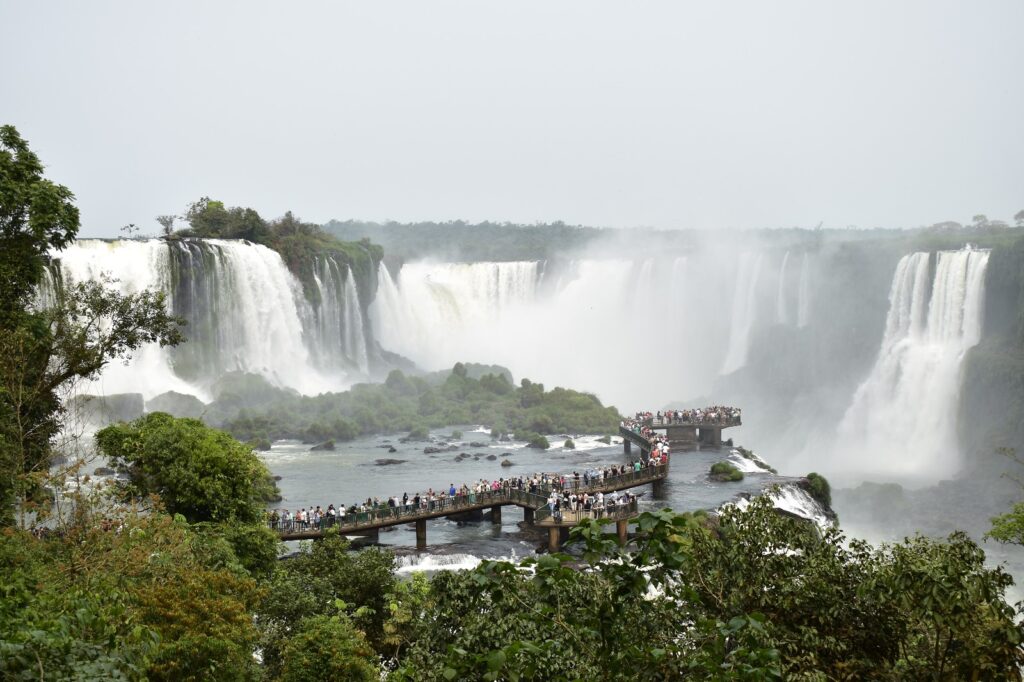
[[564, 439, 576, 449], [805, 472, 832, 507], [710, 461, 744, 482]]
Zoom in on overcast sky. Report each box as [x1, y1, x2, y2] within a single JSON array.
[[3, 1, 1022, 238]]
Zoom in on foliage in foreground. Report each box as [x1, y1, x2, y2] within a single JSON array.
[[394, 497, 1024, 681], [96, 412, 279, 524], [2, 493, 1023, 680]]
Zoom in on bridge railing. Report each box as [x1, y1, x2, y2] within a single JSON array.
[[535, 498, 639, 526], [643, 415, 741, 428], [268, 463, 668, 536]]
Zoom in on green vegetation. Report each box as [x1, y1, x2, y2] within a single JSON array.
[[219, 366, 621, 445], [174, 198, 382, 308], [710, 461, 744, 482], [597, 435, 612, 445], [0, 125, 184, 525], [391, 498, 1024, 680], [96, 412, 279, 524], [564, 438, 575, 449], [804, 472, 832, 508]]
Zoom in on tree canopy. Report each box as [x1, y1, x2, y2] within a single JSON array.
[[96, 412, 279, 524]]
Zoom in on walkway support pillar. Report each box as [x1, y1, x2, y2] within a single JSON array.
[[548, 527, 560, 553], [415, 519, 427, 550], [491, 505, 502, 525], [523, 507, 535, 524], [624, 439, 632, 456], [616, 519, 628, 545]]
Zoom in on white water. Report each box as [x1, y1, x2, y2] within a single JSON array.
[[796, 252, 811, 328], [720, 252, 765, 374], [833, 248, 990, 483], [769, 484, 835, 532], [51, 240, 204, 399], [775, 251, 790, 325], [49, 239, 368, 401], [371, 254, 792, 410]]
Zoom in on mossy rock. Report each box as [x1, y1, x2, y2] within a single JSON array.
[[709, 461, 744, 482], [564, 439, 576, 449]]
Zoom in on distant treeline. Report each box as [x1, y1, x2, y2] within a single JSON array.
[[324, 219, 603, 262]]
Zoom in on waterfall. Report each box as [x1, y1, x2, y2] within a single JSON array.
[[342, 266, 369, 373], [370, 261, 540, 366], [308, 256, 369, 375], [47, 239, 367, 401], [796, 252, 811, 328], [834, 247, 990, 483], [775, 251, 790, 325], [49, 239, 202, 399], [720, 252, 765, 375]]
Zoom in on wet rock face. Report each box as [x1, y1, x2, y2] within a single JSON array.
[[375, 458, 407, 466], [310, 440, 335, 451]]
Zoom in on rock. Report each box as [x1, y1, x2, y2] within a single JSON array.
[[145, 391, 206, 419], [424, 446, 443, 454], [469, 441, 487, 448], [375, 458, 407, 466], [94, 467, 116, 476], [388, 446, 397, 453], [310, 440, 336, 451], [272, 475, 283, 481], [486, 454, 497, 461], [251, 437, 272, 451], [500, 459, 513, 467], [69, 393, 145, 428], [499, 434, 511, 442]]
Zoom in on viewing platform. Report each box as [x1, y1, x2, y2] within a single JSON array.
[[270, 461, 668, 552], [620, 410, 741, 457]]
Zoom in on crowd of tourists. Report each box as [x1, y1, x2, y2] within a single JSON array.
[[268, 459, 664, 533], [630, 406, 741, 427], [545, 488, 637, 521]]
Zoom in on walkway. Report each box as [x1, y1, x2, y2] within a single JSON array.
[[270, 460, 668, 550]]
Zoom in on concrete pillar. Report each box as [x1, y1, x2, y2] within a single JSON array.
[[523, 507, 535, 524], [616, 519, 628, 545], [415, 519, 427, 550], [548, 526, 560, 552], [491, 505, 502, 525], [624, 439, 632, 455]]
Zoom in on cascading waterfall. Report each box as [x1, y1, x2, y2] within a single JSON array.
[[47, 239, 367, 401], [796, 252, 811, 328], [342, 265, 369, 374], [308, 256, 370, 375], [834, 247, 990, 483], [371, 261, 540, 364], [49, 239, 202, 399], [372, 255, 762, 410], [775, 251, 790, 325], [720, 252, 765, 374]]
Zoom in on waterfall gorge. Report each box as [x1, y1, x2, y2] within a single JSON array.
[[50, 239, 991, 485]]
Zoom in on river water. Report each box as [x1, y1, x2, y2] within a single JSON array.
[[259, 426, 792, 570]]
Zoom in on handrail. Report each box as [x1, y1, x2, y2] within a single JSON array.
[[642, 416, 741, 428], [535, 499, 639, 525]]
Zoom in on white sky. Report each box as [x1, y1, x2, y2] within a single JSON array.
[[2, 1, 1023, 238]]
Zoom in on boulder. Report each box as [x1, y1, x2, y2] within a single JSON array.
[[486, 454, 497, 461], [70, 393, 145, 428], [145, 391, 206, 419], [500, 459, 513, 467], [375, 458, 407, 466], [310, 440, 336, 451]]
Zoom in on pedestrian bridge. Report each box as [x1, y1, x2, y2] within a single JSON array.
[[270, 460, 665, 551], [620, 414, 741, 457]]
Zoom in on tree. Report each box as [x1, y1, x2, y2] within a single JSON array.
[[0, 126, 185, 526], [96, 412, 278, 524], [972, 214, 989, 229], [0, 125, 79, 319], [279, 613, 377, 682], [156, 214, 176, 236], [1015, 209, 1024, 228]]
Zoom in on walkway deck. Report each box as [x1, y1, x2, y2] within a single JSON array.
[[270, 460, 668, 550]]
